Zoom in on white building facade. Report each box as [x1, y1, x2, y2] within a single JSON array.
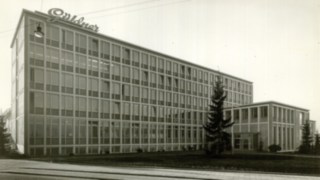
[[11, 9, 253, 156], [225, 102, 310, 152]]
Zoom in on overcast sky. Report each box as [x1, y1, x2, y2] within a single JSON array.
[[0, 0, 319, 129]]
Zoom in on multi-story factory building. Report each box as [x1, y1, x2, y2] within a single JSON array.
[[10, 9, 253, 156]]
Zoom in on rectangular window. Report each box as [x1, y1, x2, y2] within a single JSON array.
[[132, 68, 139, 84], [150, 72, 156, 88], [100, 80, 110, 98], [112, 64, 120, 81], [158, 91, 164, 105], [30, 68, 44, 90], [112, 44, 120, 62], [112, 82, 121, 99], [88, 78, 98, 97], [142, 71, 148, 86], [30, 92, 44, 114], [61, 29, 74, 51], [88, 98, 99, 118], [61, 73, 73, 94], [242, 109, 249, 123], [75, 55, 87, 75], [150, 89, 157, 104], [100, 41, 110, 59], [158, 58, 164, 73], [122, 84, 130, 101], [46, 25, 59, 47], [120, 64, 130, 81], [46, 71, 60, 92], [112, 102, 121, 119], [61, 95, 73, 116], [172, 63, 178, 76], [30, 44, 44, 66], [132, 104, 140, 120], [150, 56, 157, 71], [100, 100, 110, 119], [132, 123, 140, 144], [88, 120, 98, 144], [186, 67, 191, 79], [75, 33, 86, 54], [46, 93, 59, 115], [198, 70, 203, 82], [75, 97, 86, 117], [132, 86, 140, 102], [88, 58, 99, 77], [142, 105, 148, 121], [122, 48, 130, 65], [166, 61, 171, 74], [166, 77, 171, 90], [234, 110, 239, 123], [89, 37, 99, 57], [141, 53, 148, 69], [46, 47, 59, 69], [166, 92, 172, 106], [142, 88, 148, 103], [122, 103, 130, 120], [158, 75, 164, 89], [61, 51, 73, 72], [100, 60, 110, 79], [75, 76, 86, 95], [180, 65, 185, 78], [132, 50, 140, 67]]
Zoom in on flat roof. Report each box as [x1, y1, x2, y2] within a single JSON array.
[[225, 101, 309, 111], [11, 9, 252, 84]]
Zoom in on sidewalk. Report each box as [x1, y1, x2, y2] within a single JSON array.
[[0, 159, 319, 180]]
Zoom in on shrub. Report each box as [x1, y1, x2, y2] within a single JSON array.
[[136, 148, 143, 153], [268, 144, 281, 153]]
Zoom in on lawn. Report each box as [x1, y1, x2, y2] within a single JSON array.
[[33, 151, 320, 176]]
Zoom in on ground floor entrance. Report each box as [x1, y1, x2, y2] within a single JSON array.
[[233, 133, 260, 151]]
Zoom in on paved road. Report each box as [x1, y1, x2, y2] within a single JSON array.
[[0, 159, 318, 180]]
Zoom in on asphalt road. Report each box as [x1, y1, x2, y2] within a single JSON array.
[[0, 159, 318, 180]]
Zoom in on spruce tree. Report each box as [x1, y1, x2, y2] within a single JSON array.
[[314, 133, 320, 155], [0, 120, 10, 156], [299, 120, 313, 154], [203, 76, 234, 155]]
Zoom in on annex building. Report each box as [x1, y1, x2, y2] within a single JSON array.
[[225, 102, 313, 152], [9, 9, 314, 156]]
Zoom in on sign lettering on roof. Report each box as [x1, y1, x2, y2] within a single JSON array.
[[48, 8, 99, 33]]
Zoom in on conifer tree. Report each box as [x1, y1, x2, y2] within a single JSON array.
[[203, 76, 234, 155], [314, 133, 320, 155], [0, 120, 10, 155], [299, 120, 313, 154]]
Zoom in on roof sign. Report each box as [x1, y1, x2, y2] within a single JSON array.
[[48, 8, 99, 33]]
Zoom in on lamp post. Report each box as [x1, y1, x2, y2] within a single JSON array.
[[34, 23, 44, 38]]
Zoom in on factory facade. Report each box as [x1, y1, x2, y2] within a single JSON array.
[[9, 9, 313, 156]]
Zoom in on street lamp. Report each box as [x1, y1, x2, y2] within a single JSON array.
[[34, 23, 44, 38]]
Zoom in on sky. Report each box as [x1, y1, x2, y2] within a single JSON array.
[[0, 0, 319, 129]]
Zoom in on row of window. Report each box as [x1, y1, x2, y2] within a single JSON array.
[[30, 90, 211, 115], [30, 91, 210, 123], [273, 126, 295, 150], [225, 107, 269, 123], [30, 44, 252, 102], [30, 65, 252, 107], [30, 143, 204, 156], [29, 18, 252, 95], [29, 116, 204, 146], [272, 106, 303, 124]]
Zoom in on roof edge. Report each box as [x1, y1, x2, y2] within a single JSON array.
[[11, 9, 252, 84], [10, 9, 31, 48], [225, 101, 309, 112]]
